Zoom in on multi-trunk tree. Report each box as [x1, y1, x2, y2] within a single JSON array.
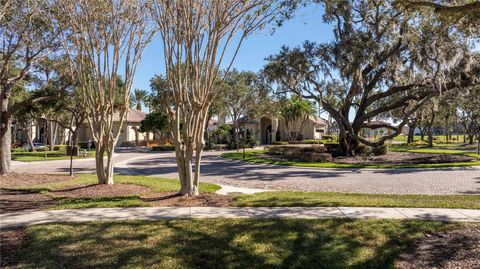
[[264, 0, 478, 156], [54, 0, 156, 184], [455, 85, 480, 144], [151, 0, 296, 196]]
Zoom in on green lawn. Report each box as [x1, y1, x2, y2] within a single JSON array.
[[10, 174, 221, 209], [233, 191, 480, 209], [5, 173, 479, 209], [11, 150, 96, 162], [389, 146, 480, 159], [10, 219, 469, 269], [391, 135, 461, 143], [222, 150, 480, 169]]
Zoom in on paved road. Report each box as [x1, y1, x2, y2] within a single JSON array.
[[2, 206, 479, 228], [12, 150, 480, 195]]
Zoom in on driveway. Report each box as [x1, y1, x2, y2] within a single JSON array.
[[12, 150, 480, 195]]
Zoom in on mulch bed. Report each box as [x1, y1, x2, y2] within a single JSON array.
[[396, 226, 480, 269], [49, 184, 152, 198], [0, 189, 57, 213], [332, 152, 475, 165], [0, 173, 74, 188], [0, 227, 26, 268], [141, 192, 233, 207]]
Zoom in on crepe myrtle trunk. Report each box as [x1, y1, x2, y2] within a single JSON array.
[[94, 139, 115, 185], [26, 123, 35, 152], [171, 112, 208, 196], [0, 94, 12, 174]]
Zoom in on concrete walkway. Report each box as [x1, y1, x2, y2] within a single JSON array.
[[1, 207, 479, 228]]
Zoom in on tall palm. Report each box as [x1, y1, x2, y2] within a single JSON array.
[[281, 96, 313, 141], [131, 89, 149, 110]]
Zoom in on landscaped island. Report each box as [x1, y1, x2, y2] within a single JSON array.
[[222, 140, 480, 169]]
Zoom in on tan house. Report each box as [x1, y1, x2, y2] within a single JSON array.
[[237, 115, 329, 144], [77, 109, 150, 146], [15, 109, 150, 147]]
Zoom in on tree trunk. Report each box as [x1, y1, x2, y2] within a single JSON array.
[[52, 121, 58, 148], [427, 126, 434, 148], [420, 128, 425, 141], [175, 142, 195, 196], [26, 121, 36, 152], [49, 120, 55, 151], [95, 145, 106, 184], [407, 123, 415, 143], [468, 134, 474, 144], [0, 95, 12, 174], [105, 148, 115, 185], [445, 117, 449, 143], [338, 129, 357, 156]]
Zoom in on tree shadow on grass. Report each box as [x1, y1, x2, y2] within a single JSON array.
[[11, 219, 457, 269]]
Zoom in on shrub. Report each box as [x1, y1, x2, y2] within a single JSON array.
[[355, 144, 367, 155], [78, 141, 96, 149], [324, 142, 339, 153], [302, 152, 333, 162], [151, 144, 176, 151], [372, 145, 388, 156], [54, 145, 67, 151], [12, 147, 29, 153], [266, 145, 331, 162], [120, 141, 135, 147], [205, 140, 218, 150], [271, 141, 288, 145], [275, 130, 281, 142]]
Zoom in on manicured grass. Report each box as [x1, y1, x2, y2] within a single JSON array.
[[222, 150, 480, 169], [12, 174, 221, 209], [49, 196, 146, 209], [6, 174, 480, 210], [391, 135, 457, 143], [11, 150, 96, 162], [12, 219, 467, 269], [21, 174, 221, 194], [389, 146, 480, 159], [233, 191, 480, 209]]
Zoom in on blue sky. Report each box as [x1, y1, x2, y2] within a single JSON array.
[[132, 4, 334, 96]]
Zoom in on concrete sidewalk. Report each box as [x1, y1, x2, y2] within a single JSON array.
[[1, 207, 479, 228]]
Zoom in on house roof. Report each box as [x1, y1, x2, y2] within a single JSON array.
[[308, 115, 328, 125], [237, 116, 259, 125], [113, 109, 147, 123]]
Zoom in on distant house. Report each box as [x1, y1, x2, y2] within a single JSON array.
[[77, 109, 149, 146], [14, 109, 150, 147], [236, 115, 329, 144]]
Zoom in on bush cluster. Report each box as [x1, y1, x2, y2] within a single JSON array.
[[356, 144, 388, 156], [151, 144, 176, 151], [266, 145, 332, 163]]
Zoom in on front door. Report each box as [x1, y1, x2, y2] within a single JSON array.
[[265, 125, 272, 144]]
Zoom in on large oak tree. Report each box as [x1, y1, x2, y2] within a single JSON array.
[[264, 0, 478, 156]]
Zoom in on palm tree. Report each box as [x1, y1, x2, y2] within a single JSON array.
[[281, 96, 314, 141], [131, 89, 149, 110]]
